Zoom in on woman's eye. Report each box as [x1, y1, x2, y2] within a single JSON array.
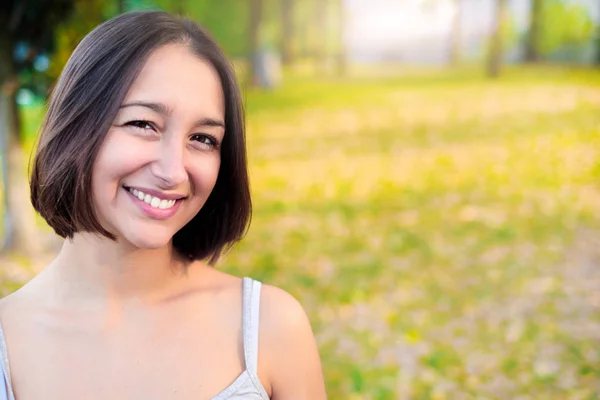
[[126, 120, 155, 131], [191, 134, 219, 149]]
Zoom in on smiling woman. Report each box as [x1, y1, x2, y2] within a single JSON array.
[[89, 44, 226, 253], [0, 11, 326, 400]]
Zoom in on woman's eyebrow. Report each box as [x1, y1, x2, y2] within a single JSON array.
[[120, 101, 225, 128], [120, 101, 171, 115], [196, 117, 225, 128]]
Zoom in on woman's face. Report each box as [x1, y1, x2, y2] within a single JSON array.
[[91, 44, 225, 250]]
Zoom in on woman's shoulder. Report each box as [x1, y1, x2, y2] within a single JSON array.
[[0, 289, 21, 324], [202, 265, 313, 340], [256, 283, 326, 397], [257, 282, 317, 366], [0, 277, 43, 322], [196, 267, 318, 368], [200, 266, 309, 320], [258, 283, 311, 332], [0, 284, 34, 345]]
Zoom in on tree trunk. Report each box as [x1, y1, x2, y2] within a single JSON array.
[[298, 1, 309, 59], [0, 33, 41, 255], [2, 93, 41, 254], [249, 0, 262, 86], [315, 0, 327, 74], [487, 0, 508, 78], [281, 0, 294, 65], [597, 0, 600, 65], [449, 0, 461, 65], [525, 0, 542, 62], [335, 0, 346, 75], [0, 93, 12, 250]]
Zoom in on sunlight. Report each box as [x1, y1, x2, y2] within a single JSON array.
[[346, 0, 457, 46]]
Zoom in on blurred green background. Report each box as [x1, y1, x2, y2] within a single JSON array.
[[1, 0, 600, 399]]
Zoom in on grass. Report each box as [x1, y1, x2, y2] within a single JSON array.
[[3, 65, 600, 399]]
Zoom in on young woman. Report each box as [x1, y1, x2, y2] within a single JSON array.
[[0, 11, 326, 400]]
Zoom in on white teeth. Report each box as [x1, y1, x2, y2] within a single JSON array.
[[127, 187, 178, 209]]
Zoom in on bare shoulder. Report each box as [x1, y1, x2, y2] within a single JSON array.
[[0, 260, 57, 311], [0, 283, 29, 320], [258, 284, 327, 400], [259, 284, 311, 331], [0, 283, 33, 337], [0, 295, 8, 321]]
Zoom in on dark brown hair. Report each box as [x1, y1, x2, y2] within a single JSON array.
[[30, 11, 251, 265]]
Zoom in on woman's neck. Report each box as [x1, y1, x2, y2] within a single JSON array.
[[42, 233, 190, 306]]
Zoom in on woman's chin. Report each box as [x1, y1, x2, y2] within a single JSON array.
[[120, 230, 174, 251]]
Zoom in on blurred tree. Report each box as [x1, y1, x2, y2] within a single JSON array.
[[186, 0, 250, 58], [598, 13, 600, 65], [487, 0, 508, 78], [449, 0, 461, 65], [525, 0, 542, 62], [295, 0, 326, 63], [315, 0, 327, 72], [250, 0, 263, 86], [334, 0, 346, 75], [306, 0, 346, 76], [47, 0, 106, 82], [422, 0, 462, 65], [537, 0, 594, 57], [296, 0, 311, 59], [0, 0, 75, 254], [281, 0, 294, 65]]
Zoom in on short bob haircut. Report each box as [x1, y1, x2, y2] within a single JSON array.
[[30, 11, 251, 265]]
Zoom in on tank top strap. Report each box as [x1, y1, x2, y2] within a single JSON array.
[[0, 322, 14, 400], [242, 277, 262, 374]]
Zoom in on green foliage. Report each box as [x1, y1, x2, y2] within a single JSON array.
[[186, 0, 251, 58], [47, 0, 110, 81], [501, 8, 519, 53], [0, 0, 74, 89], [538, 0, 595, 56]]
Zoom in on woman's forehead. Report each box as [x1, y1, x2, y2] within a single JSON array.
[[124, 44, 225, 117]]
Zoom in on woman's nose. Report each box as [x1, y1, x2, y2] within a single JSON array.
[[149, 137, 188, 188]]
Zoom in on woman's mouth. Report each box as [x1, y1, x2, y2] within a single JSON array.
[[127, 187, 178, 209], [123, 186, 185, 219]]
